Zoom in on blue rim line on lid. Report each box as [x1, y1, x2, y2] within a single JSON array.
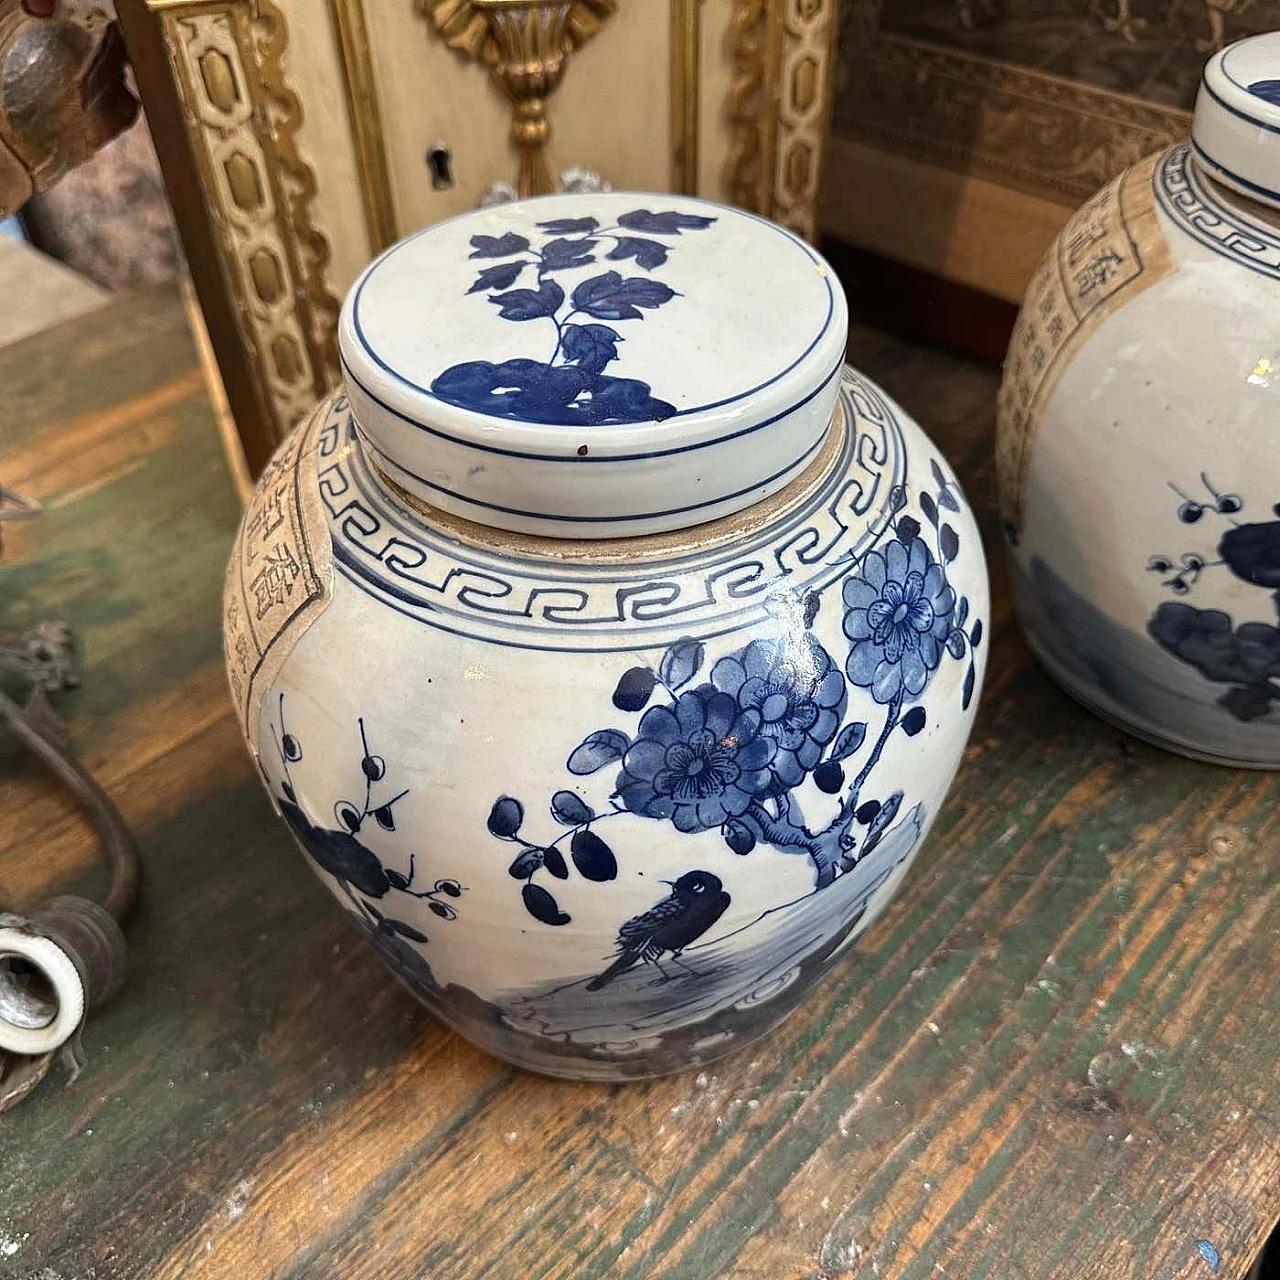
[[354, 418, 830, 526], [1202, 78, 1280, 137], [340, 354, 845, 466], [332, 387, 881, 583], [1219, 42, 1280, 120], [1190, 138, 1280, 205], [347, 199, 838, 426]]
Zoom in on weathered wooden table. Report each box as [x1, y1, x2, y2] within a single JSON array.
[[1, 284, 1276, 1280]]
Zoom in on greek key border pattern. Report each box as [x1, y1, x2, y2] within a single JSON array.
[[1155, 141, 1280, 282], [314, 375, 908, 653]]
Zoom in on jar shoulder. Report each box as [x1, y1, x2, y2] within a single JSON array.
[[270, 371, 987, 659], [225, 371, 990, 762], [1028, 140, 1280, 317]]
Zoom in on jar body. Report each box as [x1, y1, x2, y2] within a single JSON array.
[[224, 367, 988, 1079], [998, 141, 1280, 767]]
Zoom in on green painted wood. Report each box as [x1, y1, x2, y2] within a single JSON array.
[[0, 286, 1275, 1280]]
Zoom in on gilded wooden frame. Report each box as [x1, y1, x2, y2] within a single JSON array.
[[333, 0, 398, 255], [117, 0, 341, 474], [725, 0, 838, 239], [670, 0, 701, 196]]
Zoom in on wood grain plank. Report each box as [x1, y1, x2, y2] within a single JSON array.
[[0, 299, 1274, 1280], [0, 668, 245, 910]]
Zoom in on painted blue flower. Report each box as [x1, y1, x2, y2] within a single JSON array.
[[616, 688, 775, 833], [711, 637, 846, 788], [843, 538, 956, 703], [1148, 601, 1280, 721], [431, 359, 676, 425], [437, 209, 714, 426]]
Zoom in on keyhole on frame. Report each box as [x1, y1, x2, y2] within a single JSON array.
[[426, 142, 454, 191]]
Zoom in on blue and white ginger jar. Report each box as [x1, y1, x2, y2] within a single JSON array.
[[223, 193, 989, 1079], [998, 32, 1280, 768]]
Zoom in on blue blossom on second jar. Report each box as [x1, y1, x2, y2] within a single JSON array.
[[843, 537, 956, 703], [710, 636, 846, 789], [616, 688, 776, 833]]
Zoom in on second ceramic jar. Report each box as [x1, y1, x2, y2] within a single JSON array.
[[225, 194, 988, 1079], [998, 32, 1280, 767]]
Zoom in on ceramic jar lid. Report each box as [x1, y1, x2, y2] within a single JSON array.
[[1193, 32, 1280, 209], [337, 194, 848, 538]]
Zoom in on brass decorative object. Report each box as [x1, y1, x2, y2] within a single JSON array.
[[0, 3, 137, 218], [421, 0, 618, 197]]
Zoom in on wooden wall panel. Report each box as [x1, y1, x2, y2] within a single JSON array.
[[823, 0, 1280, 302]]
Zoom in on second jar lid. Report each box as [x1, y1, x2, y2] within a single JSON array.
[[1193, 31, 1280, 209], [337, 193, 848, 539]]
